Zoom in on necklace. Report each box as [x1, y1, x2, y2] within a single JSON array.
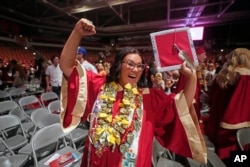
[[90, 82, 143, 155]]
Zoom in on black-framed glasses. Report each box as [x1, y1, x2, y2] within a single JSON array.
[[121, 60, 145, 71]]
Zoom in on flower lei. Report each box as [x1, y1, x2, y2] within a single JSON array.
[[90, 82, 143, 155]]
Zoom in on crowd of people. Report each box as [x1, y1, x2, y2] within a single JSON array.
[[1, 18, 250, 167], [0, 48, 112, 97]]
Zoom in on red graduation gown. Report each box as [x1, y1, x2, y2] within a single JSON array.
[[205, 74, 250, 160], [60, 64, 206, 167]]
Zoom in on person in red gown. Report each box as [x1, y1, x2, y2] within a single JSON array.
[[205, 48, 250, 164], [59, 18, 207, 167], [174, 47, 207, 120]]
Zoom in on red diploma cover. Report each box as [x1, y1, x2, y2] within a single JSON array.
[[150, 27, 198, 72], [49, 152, 78, 167]]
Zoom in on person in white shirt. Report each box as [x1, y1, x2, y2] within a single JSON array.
[[77, 46, 98, 74], [45, 56, 62, 97]]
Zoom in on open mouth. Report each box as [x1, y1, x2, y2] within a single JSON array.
[[128, 74, 136, 79], [127, 74, 137, 83]]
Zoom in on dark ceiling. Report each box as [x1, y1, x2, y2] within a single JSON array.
[[0, 0, 250, 49]]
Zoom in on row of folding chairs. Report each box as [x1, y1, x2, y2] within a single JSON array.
[[152, 126, 250, 167], [152, 137, 227, 167], [151, 119, 250, 167], [0, 88, 59, 108], [0, 92, 60, 115], [0, 96, 88, 150], [0, 115, 82, 167]]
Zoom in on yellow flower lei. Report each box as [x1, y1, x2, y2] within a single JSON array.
[[91, 82, 142, 154]]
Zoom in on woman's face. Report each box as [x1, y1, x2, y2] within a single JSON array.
[[53, 57, 59, 65], [118, 53, 144, 87], [198, 53, 207, 63]]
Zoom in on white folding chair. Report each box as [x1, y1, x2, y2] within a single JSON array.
[[9, 107, 35, 135], [31, 107, 59, 133], [66, 127, 88, 151], [9, 106, 31, 122], [47, 99, 87, 150], [46, 99, 88, 151], [47, 99, 61, 114], [236, 127, 250, 151], [31, 123, 81, 167], [18, 108, 60, 156], [0, 115, 29, 152], [0, 90, 12, 101], [0, 138, 29, 167], [18, 95, 43, 115], [9, 87, 27, 102], [157, 157, 184, 167], [0, 100, 19, 115], [47, 99, 88, 151], [152, 137, 175, 167], [187, 148, 226, 167], [203, 135, 215, 152], [206, 149, 226, 167], [40, 91, 59, 108]]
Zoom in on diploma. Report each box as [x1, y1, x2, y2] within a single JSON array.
[[150, 27, 198, 72]]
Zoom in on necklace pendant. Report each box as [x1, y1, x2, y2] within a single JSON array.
[[126, 133, 134, 145], [136, 108, 143, 118], [119, 144, 128, 155], [114, 123, 125, 134], [120, 108, 129, 114], [134, 120, 141, 132], [98, 119, 106, 125]]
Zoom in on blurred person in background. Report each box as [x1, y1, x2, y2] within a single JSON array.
[[152, 72, 165, 91], [40, 60, 48, 90], [2, 61, 15, 88], [12, 64, 27, 88], [76, 46, 98, 74], [46, 56, 62, 97], [205, 48, 250, 165], [0, 59, 4, 89], [96, 62, 107, 77]]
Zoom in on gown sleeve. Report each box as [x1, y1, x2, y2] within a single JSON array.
[[174, 74, 202, 119], [220, 75, 250, 129], [60, 62, 105, 133], [149, 89, 207, 163]]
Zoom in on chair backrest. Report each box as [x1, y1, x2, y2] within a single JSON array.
[[207, 149, 226, 167], [0, 140, 29, 167], [31, 123, 70, 167], [0, 90, 12, 101], [47, 100, 61, 114], [0, 137, 15, 155], [31, 108, 59, 133], [0, 114, 23, 132], [0, 100, 19, 115], [0, 115, 28, 147], [40, 92, 59, 107], [18, 95, 43, 115], [9, 106, 30, 122], [9, 87, 27, 100], [237, 127, 250, 151], [152, 137, 174, 166], [156, 157, 184, 167]]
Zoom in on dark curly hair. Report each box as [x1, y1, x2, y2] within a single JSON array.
[[106, 46, 147, 88]]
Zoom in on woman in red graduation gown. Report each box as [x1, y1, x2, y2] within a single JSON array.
[[59, 18, 207, 167], [205, 48, 250, 163]]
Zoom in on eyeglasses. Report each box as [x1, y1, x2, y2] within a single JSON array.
[[121, 60, 145, 71]]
